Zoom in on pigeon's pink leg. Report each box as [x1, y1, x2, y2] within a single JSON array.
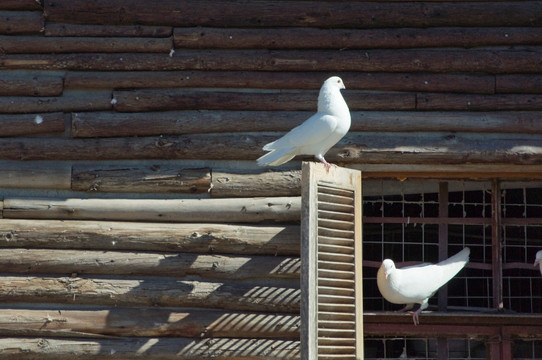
[[397, 304, 413, 313], [316, 155, 336, 172], [410, 308, 422, 326]]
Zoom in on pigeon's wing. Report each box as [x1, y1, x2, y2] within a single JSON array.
[[395, 248, 470, 300], [263, 113, 338, 151]]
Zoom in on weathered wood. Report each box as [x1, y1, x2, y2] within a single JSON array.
[[1, 132, 542, 165], [2, 48, 541, 73], [45, 22, 172, 37], [71, 110, 542, 139], [0, 11, 43, 34], [0, 337, 300, 359], [0, 36, 172, 54], [0, 276, 300, 311], [43, 0, 542, 27], [65, 71, 495, 94], [174, 27, 542, 49], [0, 0, 42, 10], [211, 170, 302, 198], [0, 249, 300, 279], [71, 111, 312, 137], [0, 73, 63, 96], [496, 74, 542, 94], [112, 89, 415, 112], [417, 93, 542, 110], [2, 197, 301, 223], [0, 161, 71, 189], [0, 307, 300, 338], [0, 113, 65, 137], [0, 219, 301, 255], [333, 132, 542, 165], [71, 164, 211, 193], [0, 91, 112, 114]]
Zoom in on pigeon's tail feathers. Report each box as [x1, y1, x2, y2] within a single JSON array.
[[257, 148, 296, 167], [436, 247, 470, 284], [262, 141, 277, 152]]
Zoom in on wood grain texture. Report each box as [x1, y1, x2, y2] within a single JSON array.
[[0, 0, 42, 11], [2, 196, 301, 223], [45, 22, 172, 37], [0, 337, 300, 359], [0, 112, 65, 137], [0, 307, 300, 338], [0, 91, 112, 114], [2, 48, 541, 73], [0, 275, 300, 311], [0, 73, 63, 96], [0, 11, 43, 34], [43, 0, 542, 27]]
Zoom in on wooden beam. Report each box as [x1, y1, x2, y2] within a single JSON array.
[[43, 0, 542, 27], [71, 164, 211, 194], [0, 113, 65, 137], [0, 91, 112, 114], [418, 93, 542, 111], [0, 36, 172, 54], [0, 337, 300, 359], [45, 22, 172, 37], [0, 1, 42, 10], [0, 219, 301, 255], [496, 74, 542, 94], [0, 161, 71, 189], [2, 48, 541, 73], [0, 249, 300, 279], [174, 27, 542, 49], [71, 110, 542, 138], [0, 307, 300, 338], [65, 71, 495, 94], [0, 73, 63, 96], [0, 275, 300, 311], [0, 11, 43, 34], [112, 89, 415, 112], [2, 196, 301, 223]]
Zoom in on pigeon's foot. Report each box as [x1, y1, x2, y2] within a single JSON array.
[[408, 309, 422, 326]]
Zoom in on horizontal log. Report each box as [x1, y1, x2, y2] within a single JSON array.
[[45, 22, 172, 37], [0, 112, 65, 137], [2, 48, 541, 73], [0, 11, 43, 34], [43, 0, 542, 27], [0, 91, 112, 114], [174, 27, 542, 49], [333, 132, 542, 165], [0, 36, 173, 54], [211, 170, 302, 198], [0, 73, 63, 96], [71, 164, 211, 193], [1, 132, 542, 164], [0, 249, 300, 279], [0, 307, 299, 338], [65, 71, 495, 94], [112, 89, 415, 112], [71, 110, 542, 139], [0, 276, 300, 311], [2, 197, 301, 223], [418, 93, 542, 110], [496, 74, 542, 94], [0, 161, 70, 189], [0, 337, 300, 359], [0, 0, 42, 10], [0, 219, 301, 255]]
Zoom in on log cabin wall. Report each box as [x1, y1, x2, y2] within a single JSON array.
[[0, 0, 541, 359]]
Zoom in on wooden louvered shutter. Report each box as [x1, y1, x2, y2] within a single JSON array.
[[300, 162, 363, 360]]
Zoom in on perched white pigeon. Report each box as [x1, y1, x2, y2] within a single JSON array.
[[534, 250, 542, 275], [257, 76, 351, 170], [377, 247, 470, 325]]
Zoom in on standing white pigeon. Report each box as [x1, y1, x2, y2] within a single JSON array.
[[257, 76, 351, 170], [377, 247, 470, 325], [534, 250, 542, 275]]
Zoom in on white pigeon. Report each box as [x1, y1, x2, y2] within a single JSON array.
[[534, 250, 542, 275], [377, 247, 470, 325], [257, 76, 351, 170]]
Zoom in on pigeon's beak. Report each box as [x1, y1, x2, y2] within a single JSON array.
[[385, 271, 389, 279]]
